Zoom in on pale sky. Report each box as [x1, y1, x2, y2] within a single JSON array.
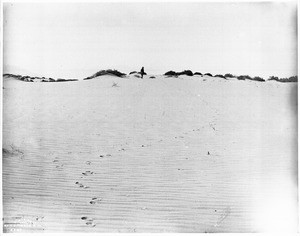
[[3, 1, 297, 79]]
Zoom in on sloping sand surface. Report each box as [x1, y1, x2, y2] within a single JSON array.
[[2, 75, 298, 232]]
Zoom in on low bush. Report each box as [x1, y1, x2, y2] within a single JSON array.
[[204, 73, 213, 77], [94, 69, 126, 77], [237, 75, 251, 80], [287, 76, 298, 82], [194, 72, 202, 76], [84, 69, 126, 80], [56, 78, 78, 82], [177, 70, 193, 76], [224, 73, 235, 78], [164, 71, 177, 76], [268, 76, 279, 81], [164, 70, 193, 76], [251, 76, 265, 82], [268, 75, 297, 82], [214, 74, 227, 79]]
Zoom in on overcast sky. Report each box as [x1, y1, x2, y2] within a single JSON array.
[[3, 1, 297, 78]]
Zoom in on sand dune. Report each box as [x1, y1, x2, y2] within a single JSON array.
[[2, 75, 297, 232]]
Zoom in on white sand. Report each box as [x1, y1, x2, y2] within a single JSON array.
[[2, 75, 298, 232]]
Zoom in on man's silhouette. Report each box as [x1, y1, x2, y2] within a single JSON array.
[[140, 67, 145, 79]]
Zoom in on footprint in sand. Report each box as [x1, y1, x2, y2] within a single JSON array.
[[81, 217, 96, 227], [99, 154, 112, 158], [75, 182, 89, 189], [89, 197, 102, 205], [214, 206, 231, 227], [82, 171, 94, 176]]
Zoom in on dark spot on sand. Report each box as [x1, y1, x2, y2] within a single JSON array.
[[90, 197, 102, 204], [82, 171, 94, 176]]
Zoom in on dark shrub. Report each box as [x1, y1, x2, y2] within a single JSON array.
[[276, 76, 298, 82], [14, 75, 22, 79], [41, 77, 56, 82], [129, 71, 137, 74], [288, 76, 298, 82], [214, 74, 227, 79], [149, 76, 156, 79], [269, 76, 279, 81], [204, 73, 213, 77], [164, 71, 177, 76], [56, 78, 67, 82], [93, 69, 126, 78], [237, 75, 252, 80], [165, 70, 193, 76], [251, 76, 265, 82], [19, 76, 27, 81], [268, 76, 297, 82], [224, 73, 235, 78], [56, 78, 78, 82], [194, 72, 202, 76], [177, 70, 193, 76]]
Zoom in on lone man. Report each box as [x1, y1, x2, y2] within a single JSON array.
[[140, 67, 145, 79]]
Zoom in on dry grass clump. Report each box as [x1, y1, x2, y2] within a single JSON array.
[[164, 70, 193, 76], [224, 73, 235, 78], [3, 144, 24, 156], [3, 73, 77, 82], [84, 69, 126, 80], [56, 78, 78, 82], [237, 75, 265, 82], [177, 70, 193, 76], [214, 74, 227, 79], [269, 75, 297, 82], [112, 82, 119, 87], [237, 75, 251, 80], [251, 76, 265, 82], [164, 71, 177, 76]]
